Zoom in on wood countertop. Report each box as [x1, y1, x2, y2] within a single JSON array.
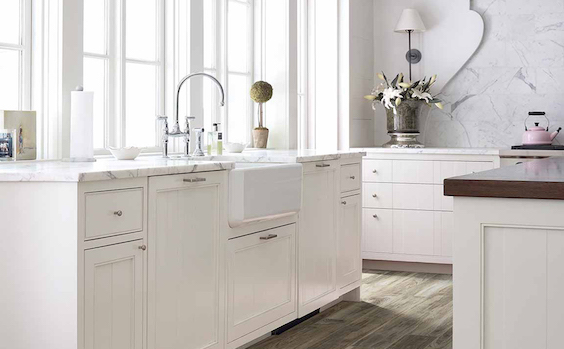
[[444, 157, 564, 200]]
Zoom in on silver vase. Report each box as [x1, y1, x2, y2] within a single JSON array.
[[383, 99, 424, 148]]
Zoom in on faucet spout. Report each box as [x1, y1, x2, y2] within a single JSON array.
[[174, 72, 225, 134]]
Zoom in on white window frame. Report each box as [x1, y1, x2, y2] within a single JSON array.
[[204, 0, 254, 144], [0, 0, 32, 111], [84, 0, 165, 155]]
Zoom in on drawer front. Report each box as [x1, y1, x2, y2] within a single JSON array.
[[393, 184, 434, 211], [393, 210, 435, 256], [434, 161, 494, 184], [363, 160, 393, 182], [363, 183, 393, 209], [341, 163, 361, 193], [85, 188, 144, 240], [362, 208, 393, 254], [433, 185, 453, 211], [392, 160, 434, 184]]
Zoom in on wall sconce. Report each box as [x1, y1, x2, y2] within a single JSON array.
[[394, 9, 426, 81]]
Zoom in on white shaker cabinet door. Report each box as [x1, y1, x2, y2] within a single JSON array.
[[226, 224, 297, 343], [148, 172, 225, 349], [84, 240, 145, 349], [337, 194, 362, 293], [299, 163, 339, 317]]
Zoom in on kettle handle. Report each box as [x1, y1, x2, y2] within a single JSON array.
[[525, 111, 549, 131]]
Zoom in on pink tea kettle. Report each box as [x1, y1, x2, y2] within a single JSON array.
[[522, 111, 561, 145]]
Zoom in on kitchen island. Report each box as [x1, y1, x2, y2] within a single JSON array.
[[0, 150, 364, 349], [445, 157, 564, 349]]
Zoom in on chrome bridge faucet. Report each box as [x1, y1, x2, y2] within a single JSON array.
[[157, 72, 225, 158]]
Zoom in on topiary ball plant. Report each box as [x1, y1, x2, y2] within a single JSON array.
[[250, 81, 273, 129]]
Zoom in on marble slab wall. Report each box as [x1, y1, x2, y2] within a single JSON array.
[[375, 0, 564, 148]]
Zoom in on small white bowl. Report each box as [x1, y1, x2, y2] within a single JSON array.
[[109, 147, 141, 160], [224, 142, 247, 153]]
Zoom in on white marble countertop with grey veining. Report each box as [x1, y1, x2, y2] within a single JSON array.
[[0, 158, 235, 182], [200, 149, 366, 163], [0, 149, 366, 182], [353, 147, 502, 156]]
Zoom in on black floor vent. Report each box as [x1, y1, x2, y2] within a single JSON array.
[[271, 309, 320, 335]]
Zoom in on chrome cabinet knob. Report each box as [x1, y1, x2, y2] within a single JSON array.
[[372, 169, 378, 174], [114, 210, 123, 217], [373, 214, 378, 219], [372, 194, 378, 198], [139, 245, 147, 251], [349, 176, 355, 180], [341, 201, 347, 205]]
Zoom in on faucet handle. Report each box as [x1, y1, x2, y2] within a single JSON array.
[[185, 116, 196, 133]]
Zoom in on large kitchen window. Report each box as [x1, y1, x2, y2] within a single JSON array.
[[83, 0, 164, 152], [204, 0, 254, 144], [0, 0, 31, 111]]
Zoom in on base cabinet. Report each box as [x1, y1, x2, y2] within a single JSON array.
[[84, 239, 145, 349], [299, 162, 339, 316], [147, 172, 225, 349], [337, 194, 362, 293], [226, 224, 297, 345]]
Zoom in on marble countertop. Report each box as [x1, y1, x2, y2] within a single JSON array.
[[200, 149, 366, 163], [0, 149, 365, 182], [445, 157, 564, 200], [353, 147, 501, 156], [0, 158, 235, 182]]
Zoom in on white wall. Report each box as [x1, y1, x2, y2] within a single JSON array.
[[348, 0, 374, 148]]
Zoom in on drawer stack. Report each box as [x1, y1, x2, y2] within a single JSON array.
[[362, 157, 495, 264]]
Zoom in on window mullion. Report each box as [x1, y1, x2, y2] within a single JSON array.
[[21, 0, 32, 110]]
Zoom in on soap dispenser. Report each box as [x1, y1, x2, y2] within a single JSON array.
[[192, 128, 205, 156], [207, 123, 219, 155]]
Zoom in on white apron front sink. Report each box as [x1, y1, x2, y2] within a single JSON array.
[[228, 162, 302, 227]]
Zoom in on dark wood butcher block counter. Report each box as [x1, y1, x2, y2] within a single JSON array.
[[444, 157, 564, 200]]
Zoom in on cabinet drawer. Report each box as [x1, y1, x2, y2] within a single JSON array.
[[392, 160, 434, 184], [433, 161, 494, 184], [84, 188, 144, 240], [363, 183, 393, 209], [434, 185, 453, 211], [362, 209, 393, 254], [227, 224, 296, 343], [393, 184, 434, 210], [393, 210, 435, 255], [363, 160, 392, 182], [340, 163, 360, 193]]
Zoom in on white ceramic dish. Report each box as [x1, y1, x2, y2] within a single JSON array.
[[109, 147, 141, 160], [224, 142, 247, 153]]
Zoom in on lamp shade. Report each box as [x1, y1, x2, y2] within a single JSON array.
[[394, 9, 426, 33]]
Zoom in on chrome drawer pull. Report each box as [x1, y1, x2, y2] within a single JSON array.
[[260, 234, 278, 240], [349, 176, 355, 180], [372, 194, 378, 198], [183, 178, 206, 183], [341, 201, 347, 205], [316, 164, 330, 168], [372, 169, 378, 174], [373, 214, 378, 219], [114, 210, 123, 217], [138, 245, 147, 251]]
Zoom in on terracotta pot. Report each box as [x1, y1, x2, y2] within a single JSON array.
[[252, 127, 269, 148]]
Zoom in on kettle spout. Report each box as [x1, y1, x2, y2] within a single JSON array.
[[551, 127, 562, 141]]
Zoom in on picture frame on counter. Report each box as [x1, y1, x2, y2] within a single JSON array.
[[0, 110, 37, 161]]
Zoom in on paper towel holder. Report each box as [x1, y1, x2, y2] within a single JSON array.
[[64, 86, 97, 162]]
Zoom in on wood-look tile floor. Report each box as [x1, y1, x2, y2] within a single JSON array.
[[249, 270, 453, 349]]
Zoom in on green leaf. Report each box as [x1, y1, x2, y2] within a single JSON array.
[[391, 74, 399, 88]]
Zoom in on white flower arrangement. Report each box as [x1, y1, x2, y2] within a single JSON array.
[[365, 72, 443, 112]]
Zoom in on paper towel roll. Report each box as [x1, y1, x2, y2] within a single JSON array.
[[69, 89, 95, 161]]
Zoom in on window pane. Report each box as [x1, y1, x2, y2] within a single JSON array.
[[126, 0, 157, 61], [83, 57, 106, 149], [204, 0, 215, 69], [227, 74, 248, 144], [0, 1, 21, 45], [228, 1, 248, 72], [84, 0, 106, 54], [0, 49, 20, 110], [203, 71, 218, 134], [125, 63, 157, 147]]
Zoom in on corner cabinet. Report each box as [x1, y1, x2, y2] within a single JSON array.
[[147, 171, 227, 349]]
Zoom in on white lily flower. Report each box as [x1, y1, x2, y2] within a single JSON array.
[[412, 88, 432, 103], [381, 87, 403, 110]]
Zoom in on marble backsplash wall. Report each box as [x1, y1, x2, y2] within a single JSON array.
[[389, 0, 564, 148]]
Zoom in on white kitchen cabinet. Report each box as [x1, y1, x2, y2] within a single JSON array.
[[299, 161, 339, 316], [147, 172, 226, 349], [84, 239, 145, 349], [362, 208, 393, 254], [226, 224, 297, 344], [337, 194, 362, 294]]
